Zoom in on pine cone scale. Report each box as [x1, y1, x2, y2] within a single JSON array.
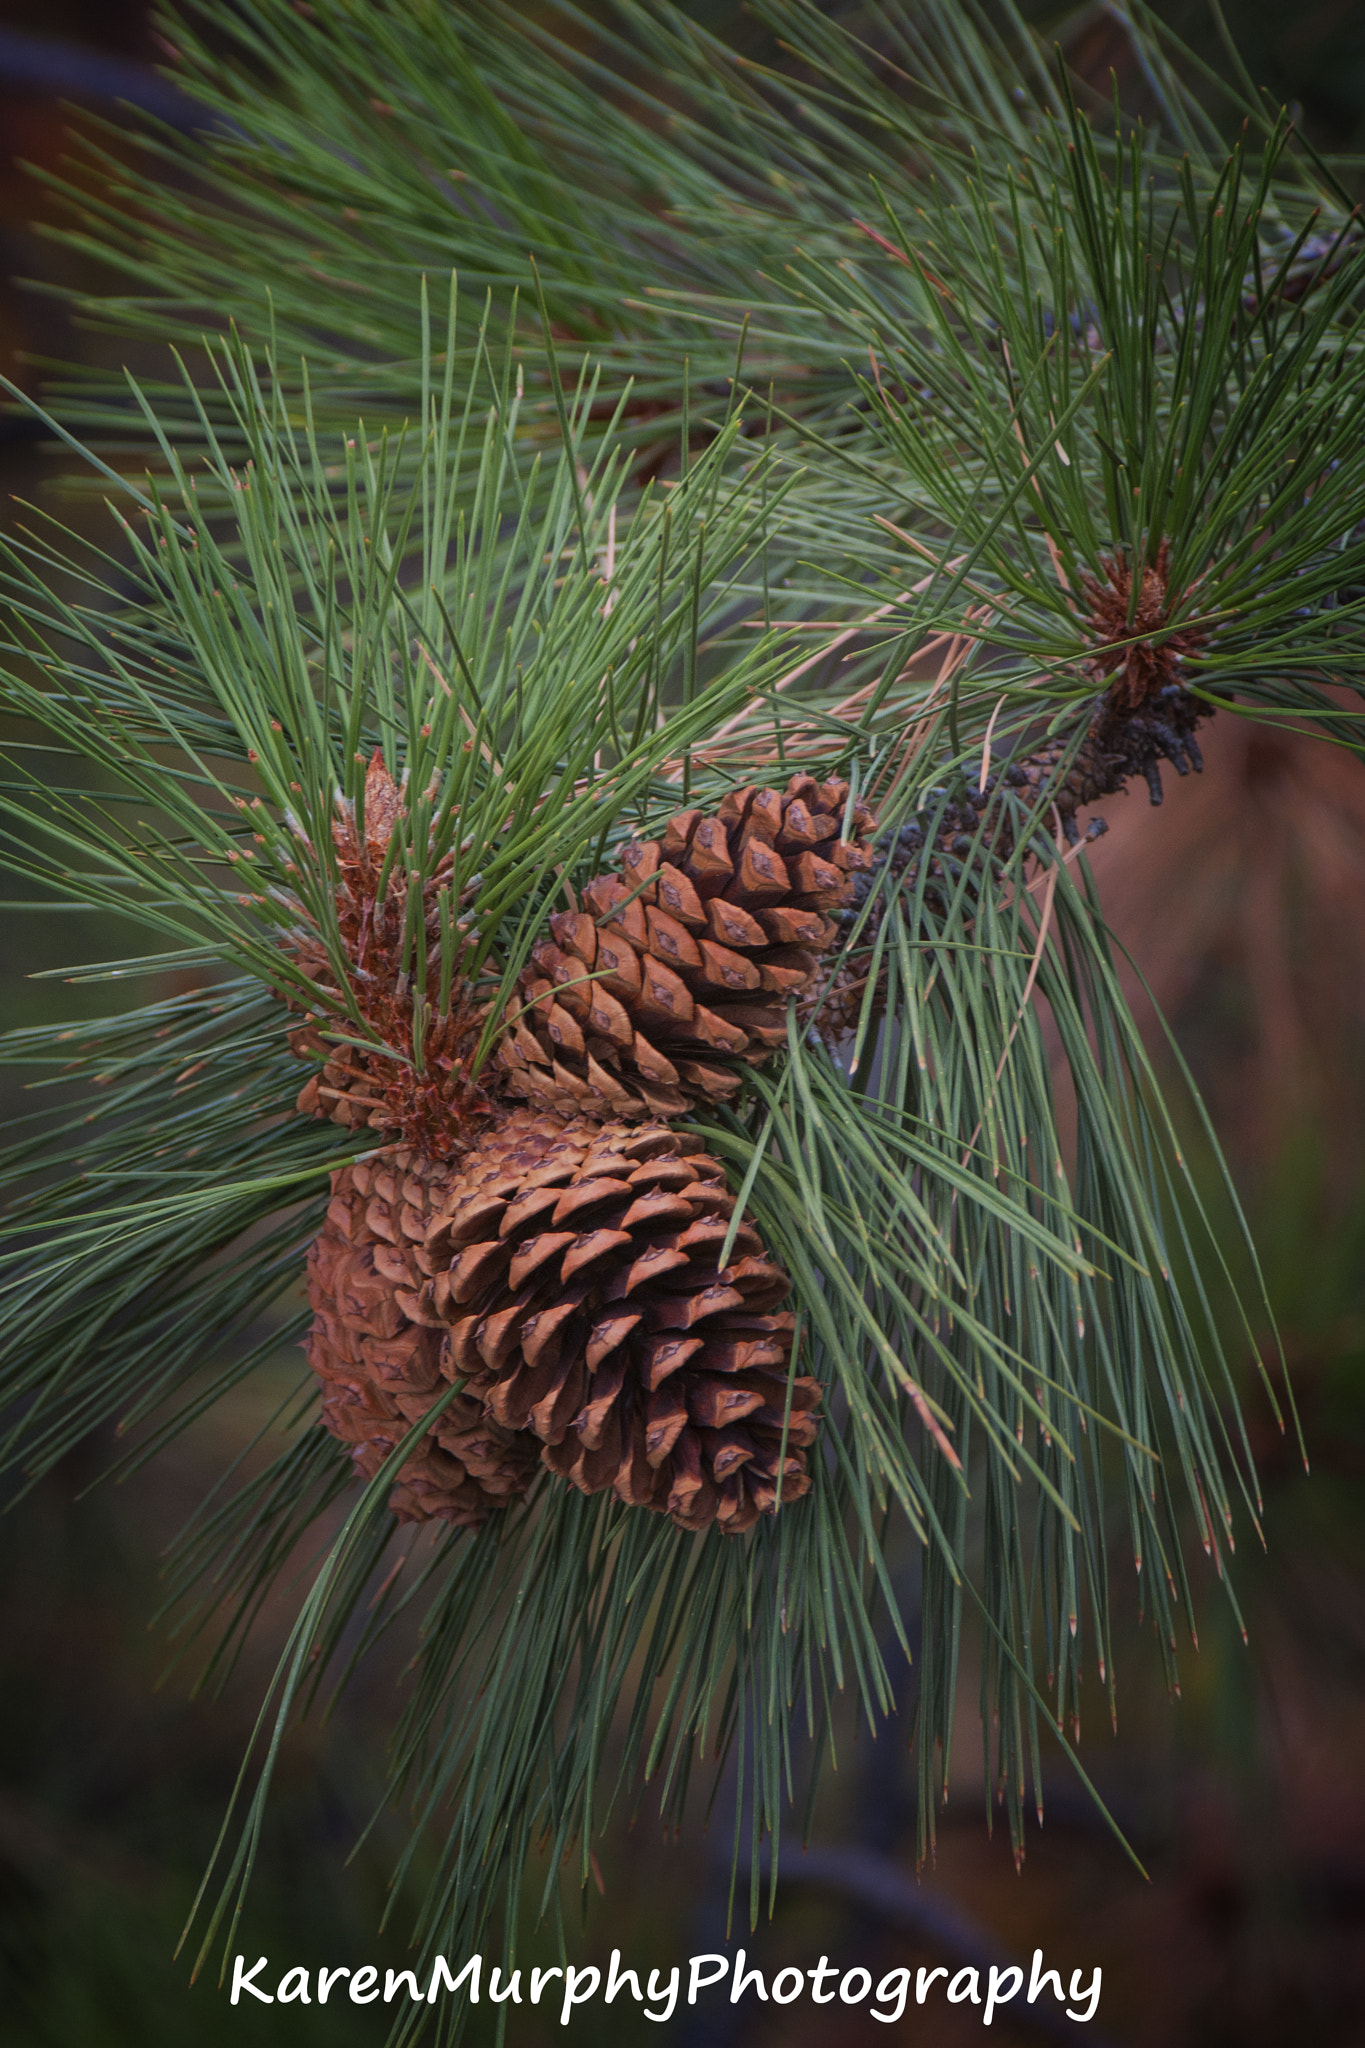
[[705, 897, 767, 947]]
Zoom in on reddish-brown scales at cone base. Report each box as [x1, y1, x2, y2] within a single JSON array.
[[286, 751, 492, 1149], [289, 990, 490, 1152], [1080, 541, 1207, 712], [498, 772, 875, 1119], [305, 1152, 541, 1524]]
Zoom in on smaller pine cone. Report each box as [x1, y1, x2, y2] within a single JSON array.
[[285, 751, 490, 1148], [413, 1110, 821, 1536], [497, 773, 876, 1118], [305, 1154, 540, 1525]]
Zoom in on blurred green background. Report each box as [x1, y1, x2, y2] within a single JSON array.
[[1, 4, 1364, 2044]]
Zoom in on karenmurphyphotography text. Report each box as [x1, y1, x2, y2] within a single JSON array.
[[228, 1947, 1103, 2028]]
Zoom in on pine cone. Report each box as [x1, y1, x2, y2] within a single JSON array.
[[496, 773, 876, 1118], [284, 750, 491, 1149], [305, 1152, 541, 1525], [413, 1109, 820, 1536]]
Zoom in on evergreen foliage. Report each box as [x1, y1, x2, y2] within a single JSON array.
[[1, 3, 1363, 2036]]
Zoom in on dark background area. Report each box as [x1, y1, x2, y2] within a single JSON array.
[[1, 5, 1365, 2045]]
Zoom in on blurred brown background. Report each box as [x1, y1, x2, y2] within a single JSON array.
[[1, 5, 1364, 2045]]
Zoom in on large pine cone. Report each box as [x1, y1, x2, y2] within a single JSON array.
[[408, 1109, 821, 1535], [305, 1155, 541, 1525], [497, 773, 876, 1118]]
